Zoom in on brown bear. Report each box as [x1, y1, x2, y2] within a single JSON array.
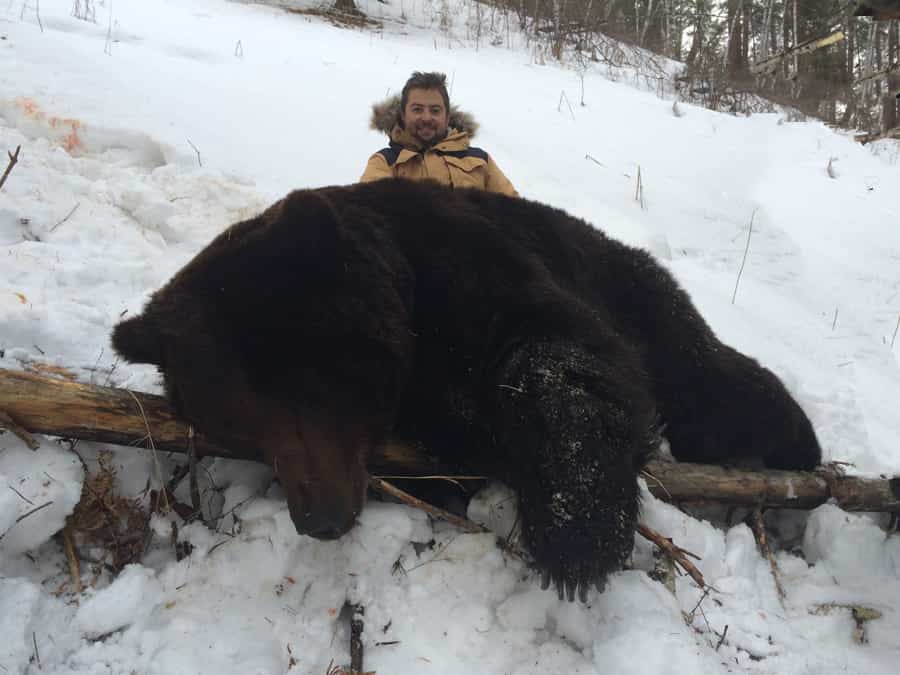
[[112, 179, 821, 602]]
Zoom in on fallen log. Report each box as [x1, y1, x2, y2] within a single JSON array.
[[854, 126, 900, 145], [750, 31, 845, 76], [2, 367, 899, 513], [0, 367, 434, 474]]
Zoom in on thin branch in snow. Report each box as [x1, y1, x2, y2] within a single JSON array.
[[832, 307, 839, 331], [732, 208, 757, 305], [638, 523, 706, 588], [0, 145, 21, 191], [187, 139, 203, 167], [369, 476, 487, 535], [752, 508, 786, 606], [641, 468, 672, 500], [0, 501, 54, 543], [32, 632, 41, 668], [891, 315, 900, 349], [688, 585, 714, 620], [104, 0, 113, 55], [125, 390, 169, 513], [8, 485, 35, 505], [349, 604, 365, 672], [634, 165, 645, 210], [62, 524, 83, 593], [50, 202, 80, 232], [187, 425, 204, 524], [557, 91, 575, 120], [715, 624, 729, 650]]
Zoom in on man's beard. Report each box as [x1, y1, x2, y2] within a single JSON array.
[[411, 124, 447, 148]]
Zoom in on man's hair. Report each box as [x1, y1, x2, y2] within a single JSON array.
[[400, 72, 450, 115]]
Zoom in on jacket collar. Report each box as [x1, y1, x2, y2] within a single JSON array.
[[389, 124, 470, 157]]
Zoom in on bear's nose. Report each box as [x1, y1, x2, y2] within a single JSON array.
[[296, 510, 356, 540], [288, 487, 358, 540]]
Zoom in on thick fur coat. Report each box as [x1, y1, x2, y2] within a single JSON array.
[[113, 180, 821, 601]]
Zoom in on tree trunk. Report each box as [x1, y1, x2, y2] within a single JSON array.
[[882, 93, 898, 131], [333, 0, 361, 14], [726, 0, 744, 77], [760, 0, 775, 59], [685, 3, 704, 68], [792, 0, 799, 75], [2, 368, 900, 513]]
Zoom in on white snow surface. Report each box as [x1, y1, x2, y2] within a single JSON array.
[[2, 1, 900, 673]]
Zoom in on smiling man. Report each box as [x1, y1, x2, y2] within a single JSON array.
[[360, 72, 518, 196]]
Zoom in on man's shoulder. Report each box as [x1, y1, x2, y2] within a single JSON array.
[[375, 144, 403, 166]]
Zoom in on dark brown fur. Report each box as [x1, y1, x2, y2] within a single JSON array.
[[112, 180, 821, 599]]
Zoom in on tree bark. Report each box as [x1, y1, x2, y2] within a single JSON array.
[[2, 367, 899, 513]]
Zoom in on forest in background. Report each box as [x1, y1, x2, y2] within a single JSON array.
[[335, 0, 899, 136]]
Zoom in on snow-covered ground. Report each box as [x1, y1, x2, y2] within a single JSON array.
[[2, 1, 900, 673]]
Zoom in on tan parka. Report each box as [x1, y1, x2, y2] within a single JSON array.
[[360, 96, 518, 197]]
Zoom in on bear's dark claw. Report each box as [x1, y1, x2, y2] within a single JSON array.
[[540, 570, 552, 591], [578, 582, 589, 603]]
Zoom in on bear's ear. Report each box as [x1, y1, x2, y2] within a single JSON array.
[[269, 190, 346, 259], [111, 313, 165, 366]]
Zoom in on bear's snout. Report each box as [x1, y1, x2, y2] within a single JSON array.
[[267, 431, 368, 542], [287, 484, 361, 540]]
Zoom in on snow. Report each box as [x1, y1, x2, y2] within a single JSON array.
[[0, 443, 84, 556], [74, 564, 164, 638], [1, 0, 900, 673]]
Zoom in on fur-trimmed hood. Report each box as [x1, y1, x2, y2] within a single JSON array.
[[370, 94, 479, 138]]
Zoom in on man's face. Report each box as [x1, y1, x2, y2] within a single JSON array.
[[401, 88, 450, 147]]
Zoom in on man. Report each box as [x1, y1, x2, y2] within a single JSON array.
[[360, 72, 518, 196]]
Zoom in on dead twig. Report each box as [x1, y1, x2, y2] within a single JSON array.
[[50, 202, 81, 233], [8, 485, 35, 505], [125, 390, 169, 513], [0, 145, 21, 190], [557, 91, 576, 121], [0, 501, 54, 543], [715, 624, 729, 650], [752, 508, 786, 605], [32, 632, 41, 668], [350, 604, 365, 672], [62, 523, 83, 593], [732, 208, 757, 304], [187, 425, 203, 523], [186, 139, 202, 167], [634, 165, 645, 209], [369, 476, 487, 534], [638, 523, 706, 589], [373, 477, 704, 590]]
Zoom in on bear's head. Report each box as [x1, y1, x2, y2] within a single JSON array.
[[112, 190, 415, 540]]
